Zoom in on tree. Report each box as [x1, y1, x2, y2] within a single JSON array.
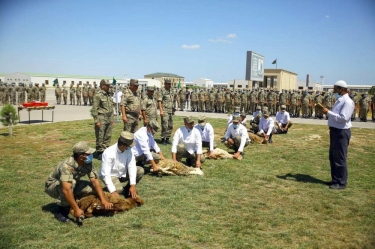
[[0, 104, 19, 136], [368, 86, 375, 95]]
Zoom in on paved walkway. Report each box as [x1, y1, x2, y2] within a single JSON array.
[[1, 89, 374, 129]]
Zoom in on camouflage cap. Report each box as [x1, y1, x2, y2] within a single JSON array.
[[197, 115, 206, 125], [184, 116, 194, 124], [164, 79, 172, 84], [130, 79, 139, 86], [146, 86, 155, 91], [240, 112, 247, 117], [73, 141, 95, 154], [256, 106, 261, 110], [100, 79, 110, 86], [280, 105, 286, 110], [232, 115, 240, 122], [148, 120, 161, 133], [234, 106, 241, 112], [263, 110, 270, 117], [119, 131, 134, 146]]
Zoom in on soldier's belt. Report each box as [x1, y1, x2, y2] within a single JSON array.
[[126, 112, 139, 116], [98, 113, 113, 117]]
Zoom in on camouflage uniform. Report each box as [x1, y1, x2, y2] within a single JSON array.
[[190, 90, 198, 111], [359, 94, 370, 122], [141, 87, 158, 125], [82, 84, 89, 105], [0, 84, 4, 105], [258, 90, 265, 111], [208, 90, 215, 112], [267, 91, 276, 115], [290, 92, 297, 117], [121, 82, 142, 133], [32, 84, 39, 101], [88, 85, 95, 105], [44, 155, 98, 207], [10, 85, 17, 105], [158, 84, 176, 142], [39, 84, 46, 102], [198, 90, 205, 112], [55, 85, 62, 104], [371, 95, 375, 122], [301, 91, 310, 118], [225, 90, 232, 113], [314, 93, 324, 118], [240, 91, 247, 113], [26, 85, 33, 102], [70, 85, 76, 105], [179, 89, 186, 111], [76, 84, 82, 105], [92, 80, 114, 153], [62, 86, 68, 105]]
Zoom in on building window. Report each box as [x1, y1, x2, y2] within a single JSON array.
[[229, 85, 233, 88], [238, 85, 242, 88], [45, 80, 49, 85]]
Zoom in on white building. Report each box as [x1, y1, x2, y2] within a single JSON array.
[[323, 84, 372, 93], [297, 80, 323, 91], [227, 79, 250, 90], [0, 72, 161, 87], [193, 78, 214, 89]]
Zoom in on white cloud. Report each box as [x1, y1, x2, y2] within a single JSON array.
[[208, 38, 231, 43], [326, 15, 330, 18], [181, 44, 200, 49], [226, 34, 237, 39]]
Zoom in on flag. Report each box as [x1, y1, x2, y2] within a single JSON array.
[[177, 79, 181, 89], [112, 77, 117, 85], [272, 59, 277, 64], [53, 78, 58, 86]]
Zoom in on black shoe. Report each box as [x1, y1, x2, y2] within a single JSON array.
[[268, 139, 273, 143], [55, 206, 70, 222], [165, 138, 171, 144], [329, 184, 346, 190], [186, 158, 192, 166]]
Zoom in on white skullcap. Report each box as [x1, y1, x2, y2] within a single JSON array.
[[334, 80, 347, 88]]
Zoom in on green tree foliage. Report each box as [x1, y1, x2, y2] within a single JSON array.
[[0, 104, 19, 126], [368, 86, 375, 95]]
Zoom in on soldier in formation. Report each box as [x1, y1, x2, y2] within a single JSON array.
[[158, 79, 177, 145], [121, 79, 142, 133]]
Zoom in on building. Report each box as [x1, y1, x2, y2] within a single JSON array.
[[144, 72, 184, 88], [297, 80, 323, 91], [227, 79, 251, 90], [1, 72, 127, 87], [262, 69, 298, 91], [323, 84, 372, 93], [193, 78, 214, 88]]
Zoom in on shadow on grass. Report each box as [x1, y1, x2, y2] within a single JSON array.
[[277, 173, 328, 185], [42, 203, 59, 214], [19, 120, 52, 124], [0, 132, 10, 136]]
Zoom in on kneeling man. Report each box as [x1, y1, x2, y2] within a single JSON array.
[[258, 110, 275, 143], [132, 120, 166, 172], [275, 105, 293, 134], [195, 115, 216, 158], [172, 116, 205, 168], [99, 132, 144, 198], [224, 115, 250, 159]]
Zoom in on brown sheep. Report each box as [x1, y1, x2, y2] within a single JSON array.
[[70, 192, 144, 220]]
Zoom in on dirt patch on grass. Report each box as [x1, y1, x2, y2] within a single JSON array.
[[305, 134, 322, 141]]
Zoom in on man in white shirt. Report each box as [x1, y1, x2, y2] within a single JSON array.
[[132, 120, 165, 172], [320, 80, 354, 190], [258, 110, 275, 143], [172, 116, 205, 168], [275, 105, 293, 134], [99, 132, 144, 198], [224, 115, 250, 158], [195, 115, 215, 158]]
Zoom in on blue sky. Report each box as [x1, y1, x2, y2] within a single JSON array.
[[0, 0, 374, 85]]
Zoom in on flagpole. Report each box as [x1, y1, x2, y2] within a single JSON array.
[[276, 58, 277, 69]]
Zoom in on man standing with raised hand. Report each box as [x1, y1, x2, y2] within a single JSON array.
[[320, 80, 354, 190]]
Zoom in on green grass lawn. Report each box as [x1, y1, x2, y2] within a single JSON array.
[[0, 117, 374, 249]]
